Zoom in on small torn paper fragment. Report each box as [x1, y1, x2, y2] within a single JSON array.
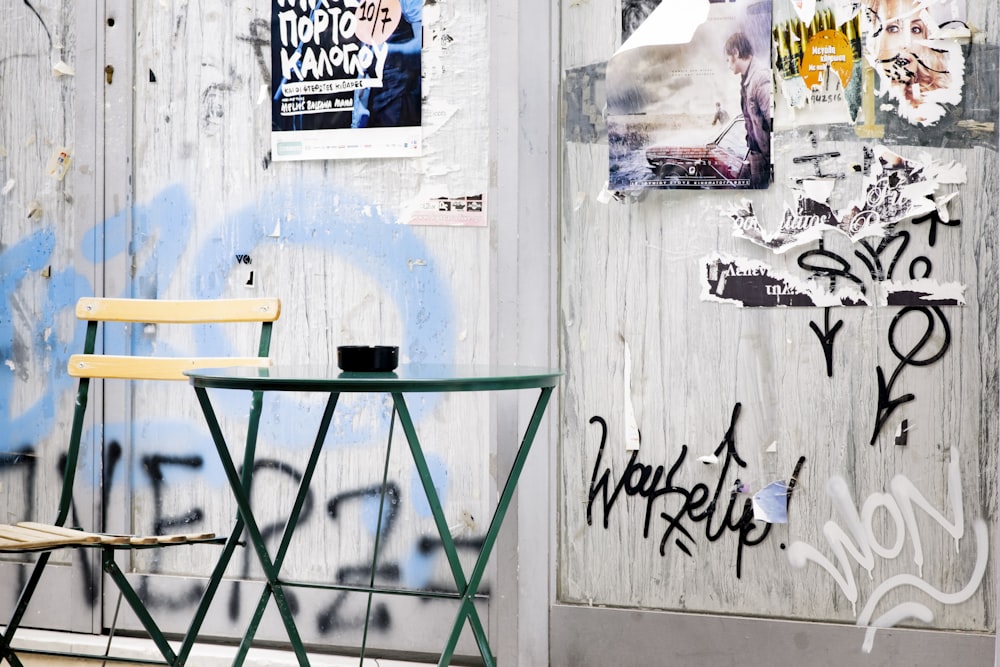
[[701, 253, 869, 308], [752, 480, 789, 523], [697, 455, 719, 465], [880, 279, 966, 307], [894, 419, 909, 447], [623, 342, 641, 451], [790, 0, 817, 24], [52, 61, 75, 77], [45, 147, 72, 180]]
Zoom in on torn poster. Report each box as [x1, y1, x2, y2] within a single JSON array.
[[607, 0, 774, 191], [732, 145, 966, 254], [702, 253, 869, 307], [622, 0, 664, 42], [703, 253, 966, 307], [404, 194, 487, 227], [752, 480, 789, 523], [773, 1, 862, 127], [881, 278, 965, 306], [270, 0, 423, 161], [862, 0, 967, 127]]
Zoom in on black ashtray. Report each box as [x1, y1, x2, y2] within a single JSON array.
[[337, 345, 399, 372]]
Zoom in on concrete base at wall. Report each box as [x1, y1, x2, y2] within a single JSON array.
[[3, 627, 431, 667], [550, 604, 994, 667]]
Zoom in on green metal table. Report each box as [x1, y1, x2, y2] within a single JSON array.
[[186, 364, 560, 667]]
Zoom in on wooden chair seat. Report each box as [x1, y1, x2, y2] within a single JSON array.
[[0, 522, 217, 552]]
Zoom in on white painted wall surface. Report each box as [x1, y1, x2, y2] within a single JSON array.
[[557, 0, 998, 662], [1, 0, 536, 662]]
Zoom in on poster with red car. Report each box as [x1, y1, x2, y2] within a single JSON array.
[[607, 0, 774, 190]]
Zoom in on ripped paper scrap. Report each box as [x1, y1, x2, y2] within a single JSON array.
[[697, 455, 719, 465], [862, 0, 966, 127], [733, 146, 965, 254], [404, 194, 486, 227], [752, 480, 789, 523], [880, 279, 966, 306], [45, 147, 72, 180], [894, 419, 910, 447], [789, 0, 816, 24], [620, 0, 710, 52], [422, 101, 459, 138], [623, 342, 641, 451], [702, 253, 869, 308], [52, 61, 75, 77]]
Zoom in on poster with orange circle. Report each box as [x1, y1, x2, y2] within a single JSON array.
[[355, 0, 402, 46], [799, 30, 853, 90]]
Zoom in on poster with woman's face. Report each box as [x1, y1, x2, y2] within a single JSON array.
[[863, 0, 966, 126]]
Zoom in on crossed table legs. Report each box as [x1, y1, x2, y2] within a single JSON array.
[[193, 385, 554, 667]]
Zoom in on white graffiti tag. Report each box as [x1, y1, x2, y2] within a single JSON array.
[[786, 447, 987, 653]]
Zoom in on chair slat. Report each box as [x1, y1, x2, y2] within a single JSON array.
[[129, 532, 216, 545], [68, 355, 270, 380], [76, 297, 280, 324], [0, 524, 101, 550], [15, 522, 132, 545], [16, 522, 100, 540]]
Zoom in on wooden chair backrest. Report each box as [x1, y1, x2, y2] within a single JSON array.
[[68, 297, 281, 380], [53, 297, 280, 527]]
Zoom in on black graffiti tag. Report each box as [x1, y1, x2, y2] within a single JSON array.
[[587, 403, 789, 578], [870, 306, 951, 444]]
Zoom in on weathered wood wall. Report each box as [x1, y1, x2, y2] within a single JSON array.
[[558, 0, 998, 659], [1, 0, 499, 659]]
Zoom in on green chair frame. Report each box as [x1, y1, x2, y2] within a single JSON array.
[[0, 296, 280, 667]]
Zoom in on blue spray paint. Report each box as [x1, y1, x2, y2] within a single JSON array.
[[186, 183, 456, 454], [5, 183, 456, 473]]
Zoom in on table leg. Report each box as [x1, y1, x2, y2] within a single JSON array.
[[177, 387, 268, 665], [392, 387, 553, 666], [358, 405, 398, 667], [194, 387, 340, 667]]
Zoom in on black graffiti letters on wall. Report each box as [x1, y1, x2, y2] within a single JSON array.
[[809, 307, 844, 377], [912, 209, 961, 248], [587, 403, 782, 578], [871, 305, 951, 444], [1, 447, 38, 592], [137, 453, 209, 610], [854, 228, 910, 282], [3, 439, 488, 636], [228, 458, 314, 621]]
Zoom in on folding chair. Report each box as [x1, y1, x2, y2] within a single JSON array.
[[0, 296, 280, 667]]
